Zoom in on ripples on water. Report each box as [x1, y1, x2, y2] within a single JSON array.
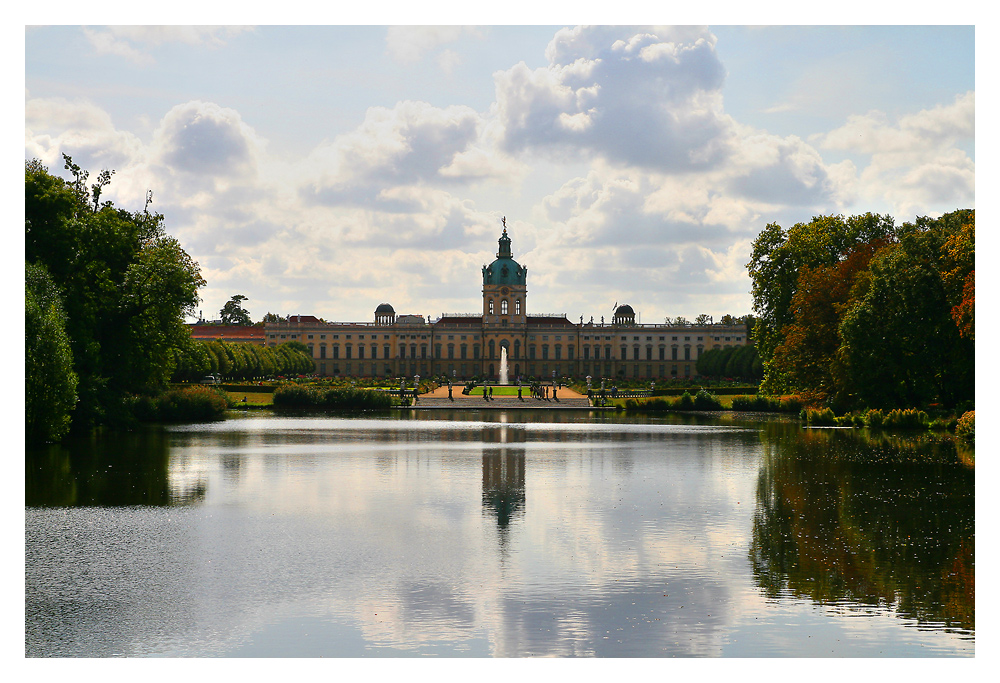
[[25, 412, 974, 657]]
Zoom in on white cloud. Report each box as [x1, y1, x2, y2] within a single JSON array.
[[152, 100, 265, 178], [815, 91, 974, 216], [385, 26, 479, 65], [25, 96, 143, 165], [82, 26, 253, 64], [302, 100, 523, 208], [494, 25, 735, 172]]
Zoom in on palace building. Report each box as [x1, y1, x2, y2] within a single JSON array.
[[264, 226, 748, 381]]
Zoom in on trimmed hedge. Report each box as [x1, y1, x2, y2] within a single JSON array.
[[133, 386, 232, 422], [272, 384, 395, 410], [624, 389, 723, 412], [730, 395, 804, 413]]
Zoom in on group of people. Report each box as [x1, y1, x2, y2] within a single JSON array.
[[473, 383, 559, 401], [528, 383, 556, 401]]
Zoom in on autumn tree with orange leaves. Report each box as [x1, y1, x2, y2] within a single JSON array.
[[748, 210, 974, 411]]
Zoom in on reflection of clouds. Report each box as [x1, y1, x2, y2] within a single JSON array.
[[26, 417, 972, 656], [179, 417, 754, 655]]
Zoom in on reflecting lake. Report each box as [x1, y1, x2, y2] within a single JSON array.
[[25, 410, 974, 657]]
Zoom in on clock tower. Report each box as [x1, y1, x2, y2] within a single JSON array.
[[481, 220, 527, 325]]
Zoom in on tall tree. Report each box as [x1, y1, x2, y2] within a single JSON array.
[[25, 262, 78, 443], [838, 211, 974, 409], [769, 240, 886, 406], [747, 213, 897, 394], [25, 158, 205, 432], [221, 294, 253, 326]]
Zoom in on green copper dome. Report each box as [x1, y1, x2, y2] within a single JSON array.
[[482, 227, 527, 286]]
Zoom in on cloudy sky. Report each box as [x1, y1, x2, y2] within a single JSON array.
[[24, 21, 975, 325]]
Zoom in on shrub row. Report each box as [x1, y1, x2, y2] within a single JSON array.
[[730, 395, 805, 413], [272, 384, 395, 410], [132, 386, 232, 422], [625, 389, 724, 412], [801, 407, 974, 439]]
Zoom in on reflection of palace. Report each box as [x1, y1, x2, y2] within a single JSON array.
[[482, 449, 525, 531], [265, 223, 748, 380]]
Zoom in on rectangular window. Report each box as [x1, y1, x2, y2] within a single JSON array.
[[358, 346, 365, 359], [684, 347, 691, 361], [672, 347, 678, 360], [633, 347, 639, 360]]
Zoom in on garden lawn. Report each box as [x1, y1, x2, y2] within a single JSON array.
[[225, 390, 274, 406], [468, 386, 531, 396]]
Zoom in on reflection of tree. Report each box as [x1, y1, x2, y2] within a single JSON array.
[[25, 427, 206, 506], [482, 448, 525, 531], [750, 427, 974, 632]]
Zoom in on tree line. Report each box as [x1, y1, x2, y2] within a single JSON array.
[[747, 210, 974, 412], [695, 344, 762, 380], [172, 339, 314, 382], [26, 157, 205, 443]]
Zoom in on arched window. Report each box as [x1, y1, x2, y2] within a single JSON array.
[[489, 299, 494, 315], [515, 299, 521, 315], [501, 299, 508, 314]]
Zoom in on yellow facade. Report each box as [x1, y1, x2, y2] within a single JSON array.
[[265, 229, 748, 381]]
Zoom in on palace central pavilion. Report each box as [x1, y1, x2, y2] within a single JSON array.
[[264, 227, 748, 381]]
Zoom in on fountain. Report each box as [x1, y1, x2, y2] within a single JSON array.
[[499, 347, 509, 385]]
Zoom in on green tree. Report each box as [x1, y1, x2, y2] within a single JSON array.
[[26, 263, 79, 444], [747, 213, 897, 394], [838, 211, 974, 409], [221, 294, 253, 326], [769, 241, 885, 405], [25, 158, 205, 432]]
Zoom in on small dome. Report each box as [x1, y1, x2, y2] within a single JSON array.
[[613, 304, 636, 326], [375, 303, 395, 314]]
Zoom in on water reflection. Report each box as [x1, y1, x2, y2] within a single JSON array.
[[482, 449, 526, 531], [25, 427, 206, 507], [751, 426, 974, 634], [25, 412, 974, 657]]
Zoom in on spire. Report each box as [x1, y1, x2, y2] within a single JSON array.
[[497, 217, 512, 259]]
